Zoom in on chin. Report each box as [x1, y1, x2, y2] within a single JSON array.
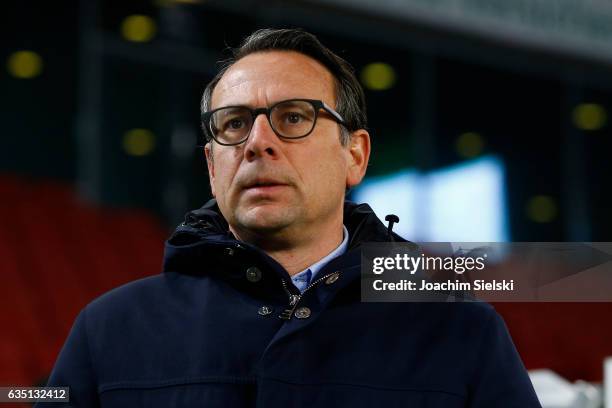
[[236, 205, 296, 233]]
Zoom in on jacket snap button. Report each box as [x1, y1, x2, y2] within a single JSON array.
[[325, 272, 340, 285], [245, 267, 262, 282], [294, 307, 311, 319], [258, 306, 273, 316], [224, 247, 235, 256]]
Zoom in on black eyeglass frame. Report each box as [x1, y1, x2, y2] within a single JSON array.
[[200, 98, 348, 146]]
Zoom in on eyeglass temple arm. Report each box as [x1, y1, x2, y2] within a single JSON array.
[[321, 101, 347, 126]]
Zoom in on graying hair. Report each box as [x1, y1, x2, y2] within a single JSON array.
[[200, 28, 367, 149]]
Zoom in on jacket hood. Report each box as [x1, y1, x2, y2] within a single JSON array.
[[162, 199, 410, 302], [167, 198, 405, 250]]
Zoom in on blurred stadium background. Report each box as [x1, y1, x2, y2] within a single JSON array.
[[2, 0, 612, 404]]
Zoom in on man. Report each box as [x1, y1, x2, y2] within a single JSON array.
[[42, 28, 541, 407]]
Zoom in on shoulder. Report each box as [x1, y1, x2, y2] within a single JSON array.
[[82, 272, 203, 323], [447, 300, 497, 322], [440, 301, 501, 332], [75, 272, 214, 349], [393, 301, 503, 346], [404, 299, 498, 325], [87, 274, 167, 313]]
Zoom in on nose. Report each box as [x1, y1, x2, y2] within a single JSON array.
[[243, 113, 279, 161]]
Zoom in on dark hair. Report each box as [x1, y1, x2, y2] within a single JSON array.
[[200, 28, 367, 146]]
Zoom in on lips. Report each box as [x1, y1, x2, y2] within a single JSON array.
[[242, 178, 288, 190], [239, 178, 291, 199]]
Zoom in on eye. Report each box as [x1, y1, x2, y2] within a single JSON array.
[[228, 118, 245, 130], [220, 115, 247, 133], [284, 111, 305, 124], [211, 107, 251, 136]]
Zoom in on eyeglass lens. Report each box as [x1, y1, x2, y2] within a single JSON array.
[[209, 100, 317, 144]]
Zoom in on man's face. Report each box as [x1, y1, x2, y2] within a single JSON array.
[[205, 50, 369, 241]]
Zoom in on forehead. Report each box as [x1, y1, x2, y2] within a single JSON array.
[[211, 50, 336, 109]]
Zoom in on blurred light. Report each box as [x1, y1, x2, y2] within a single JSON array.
[[123, 129, 156, 156], [572, 103, 607, 131], [353, 156, 508, 241], [352, 169, 420, 239], [7, 50, 43, 79], [456, 132, 484, 158], [120, 15, 157, 43], [526, 195, 557, 223], [360, 63, 396, 91]]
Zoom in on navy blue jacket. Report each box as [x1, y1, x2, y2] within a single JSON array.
[[42, 200, 541, 407]]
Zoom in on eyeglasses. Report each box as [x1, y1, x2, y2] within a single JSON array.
[[200, 98, 347, 146]]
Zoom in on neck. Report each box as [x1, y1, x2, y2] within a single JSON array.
[[268, 225, 344, 276], [230, 218, 345, 276]]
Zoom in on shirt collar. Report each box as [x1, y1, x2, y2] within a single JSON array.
[[291, 225, 349, 292]]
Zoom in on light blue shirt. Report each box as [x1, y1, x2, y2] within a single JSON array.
[[291, 226, 349, 293]]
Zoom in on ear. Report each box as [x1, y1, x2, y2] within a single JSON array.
[[204, 142, 216, 197], [345, 129, 371, 189]]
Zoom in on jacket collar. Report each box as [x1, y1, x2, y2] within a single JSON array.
[[167, 198, 403, 249], [162, 199, 407, 300]]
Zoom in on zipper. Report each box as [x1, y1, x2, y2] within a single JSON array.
[[279, 271, 340, 320]]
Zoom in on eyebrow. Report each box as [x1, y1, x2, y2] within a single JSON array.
[[211, 97, 331, 110], [217, 107, 247, 113]]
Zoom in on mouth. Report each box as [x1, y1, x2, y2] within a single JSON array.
[[245, 183, 287, 190], [242, 179, 290, 196]]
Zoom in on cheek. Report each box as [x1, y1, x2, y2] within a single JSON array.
[[211, 155, 239, 199], [305, 146, 348, 194]]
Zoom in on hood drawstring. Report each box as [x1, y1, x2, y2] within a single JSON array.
[[384, 214, 399, 241]]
